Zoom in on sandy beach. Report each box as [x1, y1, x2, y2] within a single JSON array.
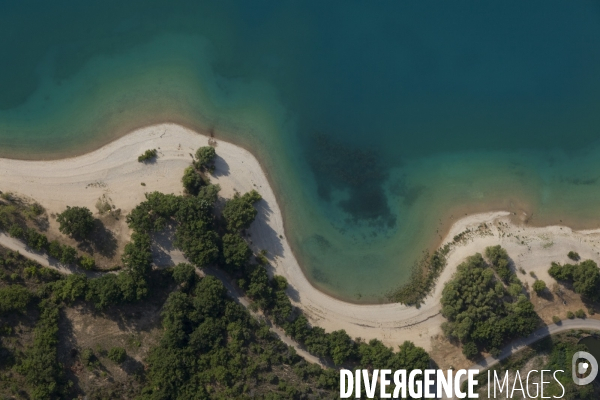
[[2, 123, 600, 353]]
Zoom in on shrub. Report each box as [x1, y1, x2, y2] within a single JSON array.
[[57, 206, 95, 240], [195, 146, 216, 171], [567, 311, 575, 319], [567, 251, 580, 261], [107, 347, 127, 364], [60, 246, 78, 265], [138, 149, 157, 163], [182, 166, 206, 195], [0, 285, 32, 315], [222, 190, 262, 232], [575, 309, 586, 319], [78, 254, 96, 270], [552, 315, 561, 324], [8, 224, 24, 239], [532, 279, 546, 294]]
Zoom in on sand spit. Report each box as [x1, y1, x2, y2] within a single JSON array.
[[1, 123, 600, 352]]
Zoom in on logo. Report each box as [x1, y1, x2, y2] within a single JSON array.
[[572, 351, 598, 386]]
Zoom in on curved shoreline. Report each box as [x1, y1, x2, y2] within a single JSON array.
[[2, 123, 600, 353]]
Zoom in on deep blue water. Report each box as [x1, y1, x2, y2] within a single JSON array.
[[2, 1, 600, 301]]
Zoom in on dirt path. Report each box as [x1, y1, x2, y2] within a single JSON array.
[[0, 232, 327, 368], [439, 319, 600, 399]]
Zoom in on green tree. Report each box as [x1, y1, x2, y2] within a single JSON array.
[[172, 263, 196, 285], [222, 190, 262, 232], [222, 233, 251, 268], [138, 149, 157, 162], [0, 285, 32, 315], [462, 342, 478, 359], [56, 206, 95, 240], [532, 279, 546, 294], [327, 330, 355, 365], [181, 166, 206, 196], [78, 254, 95, 270], [549, 260, 600, 301], [194, 146, 216, 171], [59, 246, 78, 265]]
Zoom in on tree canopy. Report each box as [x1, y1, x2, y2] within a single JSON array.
[[56, 206, 95, 240], [194, 146, 216, 171], [549, 259, 600, 301], [441, 249, 539, 359], [222, 190, 262, 232]]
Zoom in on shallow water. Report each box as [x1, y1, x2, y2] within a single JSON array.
[[2, 1, 600, 302]]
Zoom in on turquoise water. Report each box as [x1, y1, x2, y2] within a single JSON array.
[[2, 1, 600, 302]]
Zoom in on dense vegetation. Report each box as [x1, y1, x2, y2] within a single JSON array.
[[441, 247, 539, 359], [1, 146, 433, 398], [0, 196, 96, 270], [549, 259, 600, 301], [138, 149, 158, 163], [222, 190, 262, 232]]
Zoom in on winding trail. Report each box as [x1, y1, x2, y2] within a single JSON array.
[[439, 319, 600, 399]]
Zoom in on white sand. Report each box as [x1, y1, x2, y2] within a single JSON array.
[[2, 123, 600, 352]]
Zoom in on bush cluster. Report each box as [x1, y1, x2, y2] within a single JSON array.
[[441, 248, 539, 359]]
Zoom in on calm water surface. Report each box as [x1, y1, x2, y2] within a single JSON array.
[[2, 1, 600, 302]]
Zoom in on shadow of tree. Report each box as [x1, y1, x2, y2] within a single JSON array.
[[79, 219, 118, 258], [251, 199, 284, 259], [212, 154, 230, 177]]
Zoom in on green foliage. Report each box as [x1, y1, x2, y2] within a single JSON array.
[[122, 232, 153, 277], [85, 274, 123, 309], [138, 149, 157, 163], [8, 223, 24, 239], [56, 206, 95, 240], [107, 347, 127, 364], [24, 227, 48, 251], [0, 203, 19, 230], [174, 197, 220, 267], [548, 259, 600, 301], [441, 251, 539, 357], [0, 285, 32, 315], [181, 165, 206, 195], [78, 254, 95, 270], [567, 251, 580, 261], [552, 315, 561, 324], [222, 190, 262, 232], [140, 275, 334, 399], [59, 245, 77, 265], [16, 299, 64, 399], [485, 245, 513, 283], [194, 146, 216, 171], [172, 263, 196, 285], [327, 330, 355, 365], [52, 274, 88, 304], [532, 279, 546, 294], [575, 309, 586, 319], [126, 192, 180, 232], [388, 245, 449, 306], [462, 342, 479, 359], [567, 311, 575, 319], [222, 233, 251, 268]]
